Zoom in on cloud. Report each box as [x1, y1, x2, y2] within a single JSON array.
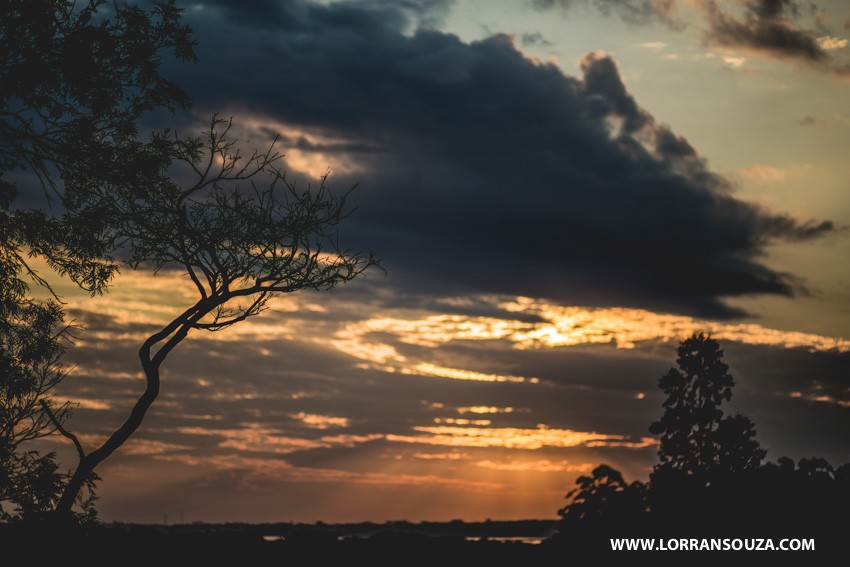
[[697, 0, 849, 71], [723, 54, 747, 67], [789, 390, 850, 409], [386, 424, 649, 450], [475, 458, 592, 472], [520, 31, 552, 47], [320, 297, 850, 394], [44, 272, 850, 521], [531, 0, 847, 70], [818, 35, 848, 50], [457, 406, 517, 415], [169, 1, 835, 318], [291, 412, 351, 429], [737, 164, 788, 183], [530, 0, 683, 28]]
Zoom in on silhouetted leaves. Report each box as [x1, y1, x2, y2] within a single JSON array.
[[649, 333, 765, 484], [558, 465, 647, 526], [555, 333, 849, 548], [1, 0, 196, 522], [53, 116, 381, 515]]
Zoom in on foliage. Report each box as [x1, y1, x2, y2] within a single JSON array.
[[0, 295, 99, 522], [1, 0, 195, 191], [555, 333, 848, 541], [558, 465, 647, 525], [0, 0, 195, 521], [649, 332, 765, 484], [54, 116, 381, 514]]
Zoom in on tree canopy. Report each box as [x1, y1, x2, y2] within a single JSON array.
[[554, 333, 848, 547], [1, 0, 195, 522], [649, 332, 765, 484]]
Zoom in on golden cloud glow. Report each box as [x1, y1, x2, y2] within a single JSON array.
[[292, 412, 350, 429], [235, 115, 369, 176], [722, 55, 746, 68], [331, 317, 540, 383], [789, 391, 850, 408], [387, 424, 633, 450], [327, 297, 850, 385], [409, 363, 534, 383], [457, 406, 516, 415], [413, 452, 470, 460], [818, 36, 848, 51], [48, 258, 849, 376], [499, 298, 850, 352], [475, 459, 593, 473], [177, 424, 381, 454], [434, 418, 492, 426]]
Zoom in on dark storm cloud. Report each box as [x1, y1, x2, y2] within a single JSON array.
[[165, 0, 834, 317], [530, 0, 683, 28], [530, 0, 847, 72], [698, 0, 833, 64]]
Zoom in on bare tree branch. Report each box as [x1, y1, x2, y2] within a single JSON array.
[[39, 400, 86, 463], [55, 116, 381, 513]]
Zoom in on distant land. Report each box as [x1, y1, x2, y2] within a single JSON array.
[[4, 518, 839, 563], [4, 519, 563, 564]]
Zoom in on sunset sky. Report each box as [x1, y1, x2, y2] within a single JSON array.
[[37, 0, 850, 523]]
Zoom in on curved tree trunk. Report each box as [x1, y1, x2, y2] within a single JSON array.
[[54, 303, 203, 517], [54, 357, 162, 515]]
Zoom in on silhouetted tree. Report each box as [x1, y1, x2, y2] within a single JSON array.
[[649, 333, 765, 484], [553, 333, 849, 543], [647, 333, 765, 521], [552, 464, 648, 550], [558, 465, 647, 525], [0, 297, 96, 521], [2, 0, 195, 287], [1, 0, 195, 520], [52, 117, 381, 515]]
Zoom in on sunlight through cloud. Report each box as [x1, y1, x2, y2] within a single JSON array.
[[387, 424, 652, 450]]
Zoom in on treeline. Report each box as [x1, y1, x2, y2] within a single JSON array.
[[551, 334, 849, 550]]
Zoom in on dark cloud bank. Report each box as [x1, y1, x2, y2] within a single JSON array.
[[535, 0, 848, 72], [699, 0, 835, 64], [164, 0, 833, 317], [531, 0, 683, 28]]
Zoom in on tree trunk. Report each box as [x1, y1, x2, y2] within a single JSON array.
[[53, 310, 198, 517], [54, 354, 162, 516]]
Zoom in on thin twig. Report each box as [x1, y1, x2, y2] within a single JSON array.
[[39, 400, 86, 462]]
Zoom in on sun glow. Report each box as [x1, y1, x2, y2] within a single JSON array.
[[387, 424, 653, 450]]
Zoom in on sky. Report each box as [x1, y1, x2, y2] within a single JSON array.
[[34, 0, 850, 523]]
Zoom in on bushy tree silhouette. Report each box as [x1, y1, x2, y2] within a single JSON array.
[[649, 333, 765, 484], [558, 465, 647, 525], [0, 299, 98, 521], [1, 0, 195, 522], [647, 333, 765, 521], [554, 333, 849, 546]]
